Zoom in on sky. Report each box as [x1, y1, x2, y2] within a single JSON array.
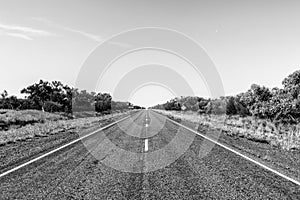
[[0, 0, 300, 107]]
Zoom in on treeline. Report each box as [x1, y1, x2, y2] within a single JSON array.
[[151, 97, 226, 115], [151, 70, 300, 124], [0, 80, 140, 114]]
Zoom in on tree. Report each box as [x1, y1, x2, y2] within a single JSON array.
[[226, 97, 237, 116], [95, 93, 112, 112], [0, 91, 22, 110], [21, 80, 53, 111], [205, 99, 226, 115], [178, 96, 201, 111], [198, 98, 209, 114], [163, 98, 181, 111], [18, 98, 39, 110], [111, 101, 132, 110], [239, 84, 273, 118], [1, 90, 8, 99], [282, 70, 300, 99], [61, 85, 73, 113], [20, 80, 73, 113], [72, 89, 95, 112]]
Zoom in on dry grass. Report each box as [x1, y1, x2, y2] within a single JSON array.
[[155, 110, 300, 151], [0, 111, 131, 146], [0, 109, 67, 130]]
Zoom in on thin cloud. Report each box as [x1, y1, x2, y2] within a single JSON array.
[[0, 22, 56, 40], [32, 17, 103, 42], [0, 23, 54, 36], [4, 33, 33, 40], [63, 27, 103, 42], [62, 26, 132, 48], [32, 17, 131, 47]]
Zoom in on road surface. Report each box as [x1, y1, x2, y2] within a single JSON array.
[[0, 110, 299, 199]]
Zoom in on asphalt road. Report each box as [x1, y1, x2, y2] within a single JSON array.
[[0, 110, 299, 199]]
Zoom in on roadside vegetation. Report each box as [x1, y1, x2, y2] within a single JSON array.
[[0, 109, 67, 131], [0, 110, 132, 146], [0, 80, 143, 115], [152, 70, 300, 151], [155, 110, 300, 151], [0, 80, 143, 146]]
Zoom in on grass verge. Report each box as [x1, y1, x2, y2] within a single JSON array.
[[0, 110, 132, 146], [154, 110, 300, 151]]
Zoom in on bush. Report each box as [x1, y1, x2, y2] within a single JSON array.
[[44, 101, 63, 113], [226, 97, 237, 115]]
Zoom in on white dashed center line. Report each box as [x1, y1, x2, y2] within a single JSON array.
[[145, 139, 148, 152]]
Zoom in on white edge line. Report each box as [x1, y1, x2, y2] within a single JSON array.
[[154, 111, 300, 186], [0, 115, 131, 179]]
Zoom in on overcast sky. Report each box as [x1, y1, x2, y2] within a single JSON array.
[[0, 0, 300, 107]]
